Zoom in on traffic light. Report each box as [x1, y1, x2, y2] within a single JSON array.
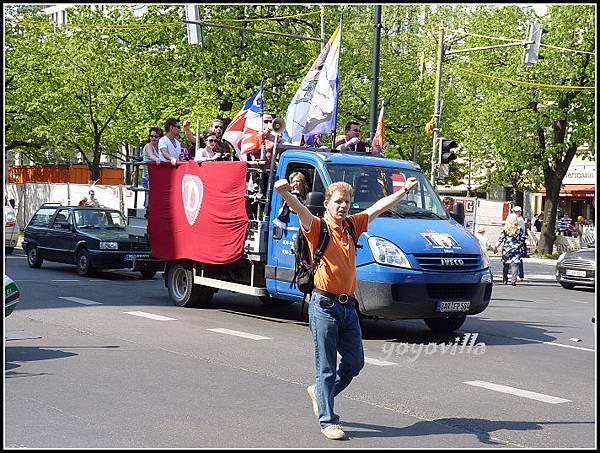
[[440, 138, 458, 164], [523, 21, 547, 65]]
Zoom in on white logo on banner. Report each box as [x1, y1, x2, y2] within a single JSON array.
[[182, 174, 204, 226]]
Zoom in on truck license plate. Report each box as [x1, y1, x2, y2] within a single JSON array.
[[437, 301, 470, 312], [565, 269, 586, 277]]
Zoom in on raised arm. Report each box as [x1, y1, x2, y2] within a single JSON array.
[[183, 120, 197, 145], [364, 177, 418, 223], [274, 179, 314, 232]]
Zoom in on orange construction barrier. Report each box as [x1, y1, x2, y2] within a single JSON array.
[[8, 165, 124, 185]]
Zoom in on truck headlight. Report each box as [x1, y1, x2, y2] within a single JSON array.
[[368, 237, 412, 268], [478, 243, 491, 269], [99, 241, 118, 250]]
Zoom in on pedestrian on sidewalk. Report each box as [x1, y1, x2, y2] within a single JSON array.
[[494, 213, 524, 286], [512, 206, 526, 280], [275, 175, 418, 440]]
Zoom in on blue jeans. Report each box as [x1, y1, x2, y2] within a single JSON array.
[[141, 176, 149, 208], [308, 292, 364, 428]]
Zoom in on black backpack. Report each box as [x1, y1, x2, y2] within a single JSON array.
[[291, 217, 360, 295]]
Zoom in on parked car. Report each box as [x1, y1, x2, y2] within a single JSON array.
[[555, 246, 596, 289], [5, 275, 20, 317], [22, 204, 156, 278], [4, 200, 19, 254]]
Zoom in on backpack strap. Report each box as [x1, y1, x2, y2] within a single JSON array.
[[312, 217, 330, 263], [345, 217, 362, 249]]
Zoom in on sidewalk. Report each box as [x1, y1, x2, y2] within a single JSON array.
[[489, 255, 558, 266]]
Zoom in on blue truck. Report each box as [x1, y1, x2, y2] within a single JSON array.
[[130, 144, 493, 333]]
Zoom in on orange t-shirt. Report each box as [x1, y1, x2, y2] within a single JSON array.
[[302, 213, 369, 295]]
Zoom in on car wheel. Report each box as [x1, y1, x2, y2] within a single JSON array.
[[6, 247, 14, 255], [167, 262, 214, 307], [560, 283, 575, 290], [27, 245, 43, 268], [76, 249, 94, 277], [424, 315, 467, 334], [140, 270, 156, 279]]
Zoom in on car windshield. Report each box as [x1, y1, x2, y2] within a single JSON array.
[[74, 209, 127, 229], [326, 164, 448, 219]]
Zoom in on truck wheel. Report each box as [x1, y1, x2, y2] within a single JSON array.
[[76, 249, 94, 277], [259, 295, 294, 306], [27, 245, 43, 268], [167, 262, 214, 307], [140, 270, 156, 279], [424, 315, 466, 334]]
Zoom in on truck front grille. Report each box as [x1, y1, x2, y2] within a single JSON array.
[[414, 254, 482, 271]]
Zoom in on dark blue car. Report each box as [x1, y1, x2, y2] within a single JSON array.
[[23, 204, 156, 278]]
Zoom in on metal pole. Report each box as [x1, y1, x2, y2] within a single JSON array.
[[430, 27, 445, 185], [369, 5, 382, 153], [320, 5, 326, 50], [183, 20, 324, 44], [467, 148, 472, 197]]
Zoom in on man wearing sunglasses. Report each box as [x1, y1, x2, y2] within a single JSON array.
[[158, 118, 182, 166]]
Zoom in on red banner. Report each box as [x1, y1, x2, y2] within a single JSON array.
[[147, 161, 249, 264]]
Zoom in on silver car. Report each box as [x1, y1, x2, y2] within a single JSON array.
[[555, 247, 596, 289]]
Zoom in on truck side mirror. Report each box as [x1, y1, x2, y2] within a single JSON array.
[[453, 202, 465, 226], [305, 192, 325, 217]]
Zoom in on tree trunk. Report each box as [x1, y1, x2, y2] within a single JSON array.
[[537, 175, 561, 254]]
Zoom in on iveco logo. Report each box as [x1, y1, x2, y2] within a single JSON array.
[[442, 258, 464, 266]]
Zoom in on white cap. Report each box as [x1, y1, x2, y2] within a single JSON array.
[[513, 206, 522, 212]]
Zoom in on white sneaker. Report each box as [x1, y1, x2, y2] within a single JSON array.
[[321, 424, 346, 440], [307, 385, 318, 417]]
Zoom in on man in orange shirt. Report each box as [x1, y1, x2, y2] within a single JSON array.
[[275, 176, 418, 440]]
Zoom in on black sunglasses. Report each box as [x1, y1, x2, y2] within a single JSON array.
[[150, 134, 160, 138]]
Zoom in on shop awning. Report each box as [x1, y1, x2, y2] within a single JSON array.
[[534, 184, 595, 197]]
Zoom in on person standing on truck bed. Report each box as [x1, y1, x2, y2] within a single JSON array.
[[142, 127, 163, 208], [334, 121, 367, 153], [158, 118, 182, 166], [275, 175, 418, 440]]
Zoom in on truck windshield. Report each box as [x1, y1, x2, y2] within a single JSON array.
[[326, 164, 448, 219]]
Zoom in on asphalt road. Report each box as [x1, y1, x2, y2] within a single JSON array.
[[5, 253, 596, 448]]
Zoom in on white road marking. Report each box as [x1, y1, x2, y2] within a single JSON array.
[[52, 279, 80, 282], [6, 255, 26, 259], [512, 336, 594, 352], [364, 357, 398, 367], [207, 328, 272, 340], [124, 311, 177, 321], [59, 296, 102, 305], [463, 380, 571, 404]]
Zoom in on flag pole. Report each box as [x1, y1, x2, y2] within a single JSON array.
[[259, 79, 266, 162], [331, 15, 342, 150]]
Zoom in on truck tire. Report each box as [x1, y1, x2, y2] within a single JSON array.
[[167, 262, 214, 307], [27, 245, 43, 268], [424, 315, 466, 334]]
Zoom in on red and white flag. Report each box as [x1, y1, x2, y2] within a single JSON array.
[[222, 87, 264, 159], [372, 98, 385, 157]]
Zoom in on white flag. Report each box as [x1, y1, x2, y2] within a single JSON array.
[[283, 25, 341, 145]]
